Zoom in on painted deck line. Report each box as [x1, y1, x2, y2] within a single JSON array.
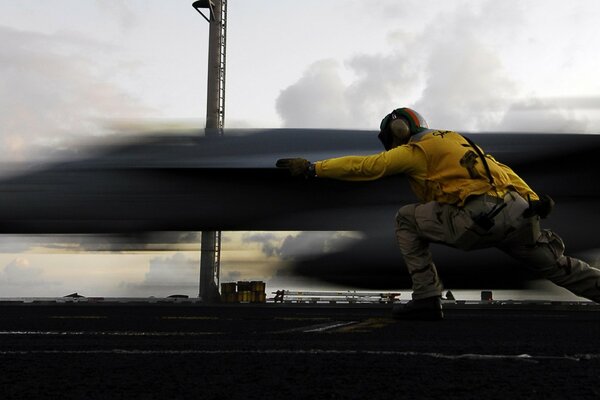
[[0, 331, 221, 336], [0, 349, 596, 362]]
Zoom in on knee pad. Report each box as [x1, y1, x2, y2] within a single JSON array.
[[396, 204, 418, 227]]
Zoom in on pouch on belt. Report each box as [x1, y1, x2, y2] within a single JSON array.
[[503, 192, 541, 246]]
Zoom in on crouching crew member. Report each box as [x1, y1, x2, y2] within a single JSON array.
[[277, 107, 600, 320]]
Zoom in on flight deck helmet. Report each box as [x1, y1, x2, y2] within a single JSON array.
[[378, 107, 429, 150]]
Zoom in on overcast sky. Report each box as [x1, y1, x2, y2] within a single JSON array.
[[0, 0, 598, 299]]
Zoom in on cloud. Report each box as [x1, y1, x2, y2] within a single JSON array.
[[275, 1, 594, 133], [275, 53, 421, 130], [413, 36, 516, 131], [0, 25, 152, 162], [144, 253, 197, 285], [278, 231, 361, 261], [0, 232, 204, 253], [1, 258, 43, 284], [242, 232, 281, 257], [409, 1, 530, 130], [121, 252, 198, 296], [498, 100, 589, 133], [241, 231, 361, 261], [0, 257, 62, 296], [276, 60, 350, 128]]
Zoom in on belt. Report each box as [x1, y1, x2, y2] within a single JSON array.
[[465, 193, 504, 204], [481, 194, 504, 203]]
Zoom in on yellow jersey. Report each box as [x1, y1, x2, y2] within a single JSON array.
[[314, 130, 538, 205]]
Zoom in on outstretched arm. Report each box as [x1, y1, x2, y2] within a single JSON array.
[[314, 145, 426, 181]]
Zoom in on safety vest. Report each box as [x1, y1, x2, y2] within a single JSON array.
[[409, 130, 515, 205]]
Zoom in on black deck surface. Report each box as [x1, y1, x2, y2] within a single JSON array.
[[0, 302, 598, 399]]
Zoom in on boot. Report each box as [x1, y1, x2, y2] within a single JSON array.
[[392, 296, 443, 321]]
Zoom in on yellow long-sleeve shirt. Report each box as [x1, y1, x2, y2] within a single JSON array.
[[315, 130, 538, 205]]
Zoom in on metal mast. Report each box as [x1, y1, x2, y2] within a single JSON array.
[[193, 0, 227, 302]]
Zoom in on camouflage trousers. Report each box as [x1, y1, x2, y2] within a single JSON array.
[[395, 192, 600, 302]]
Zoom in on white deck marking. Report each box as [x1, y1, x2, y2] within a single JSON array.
[[302, 321, 358, 332], [0, 331, 220, 336], [0, 348, 597, 362]]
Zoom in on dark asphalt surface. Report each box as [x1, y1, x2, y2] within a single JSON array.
[[0, 302, 598, 399]]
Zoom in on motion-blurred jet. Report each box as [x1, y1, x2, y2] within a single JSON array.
[[0, 129, 597, 289]]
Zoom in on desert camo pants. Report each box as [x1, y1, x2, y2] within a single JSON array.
[[395, 192, 600, 302]]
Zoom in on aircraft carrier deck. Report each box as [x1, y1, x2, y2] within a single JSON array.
[[0, 299, 598, 399]]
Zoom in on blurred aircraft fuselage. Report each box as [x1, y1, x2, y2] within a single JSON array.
[[0, 129, 597, 289]]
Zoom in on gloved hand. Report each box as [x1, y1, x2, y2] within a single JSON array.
[[524, 194, 555, 219], [276, 158, 315, 177]]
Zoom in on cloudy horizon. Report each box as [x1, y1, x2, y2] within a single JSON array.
[[1, 1, 599, 162]]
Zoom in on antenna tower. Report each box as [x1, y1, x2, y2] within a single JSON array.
[[193, 0, 227, 302]]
